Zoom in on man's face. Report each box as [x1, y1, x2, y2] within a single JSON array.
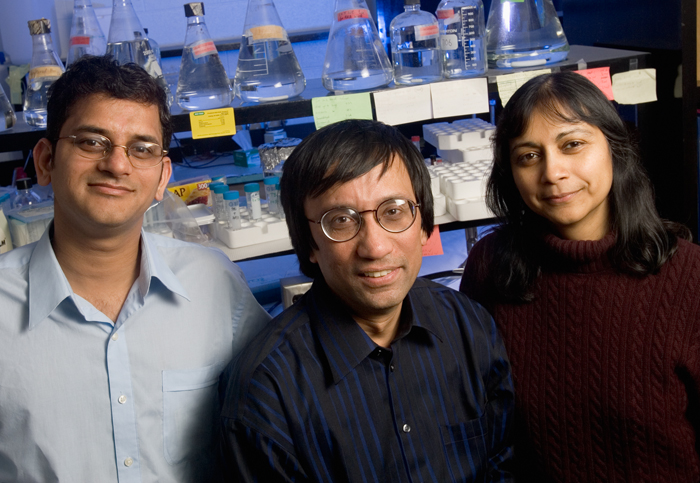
[[304, 157, 428, 321], [36, 94, 171, 237]]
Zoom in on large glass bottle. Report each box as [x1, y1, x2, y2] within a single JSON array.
[[66, 0, 107, 66], [322, 0, 393, 92], [485, 0, 569, 68], [390, 0, 442, 85], [23, 19, 65, 129], [0, 83, 16, 131], [436, 0, 486, 78], [106, 0, 173, 104], [176, 3, 233, 110], [234, 0, 305, 103]]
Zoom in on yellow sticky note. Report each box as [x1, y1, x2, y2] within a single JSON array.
[[496, 68, 551, 106], [612, 69, 657, 105], [312, 93, 373, 130], [189, 108, 237, 139]]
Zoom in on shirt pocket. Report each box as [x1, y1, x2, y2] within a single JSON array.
[[162, 362, 224, 465], [439, 413, 488, 481]]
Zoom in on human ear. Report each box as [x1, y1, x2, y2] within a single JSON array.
[[33, 138, 54, 186], [154, 156, 172, 202]]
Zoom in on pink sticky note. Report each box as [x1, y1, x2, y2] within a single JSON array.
[[575, 67, 614, 100], [422, 226, 444, 257]]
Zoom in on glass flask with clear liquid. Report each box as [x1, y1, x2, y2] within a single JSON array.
[[66, 0, 107, 66], [436, 0, 486, 78], [176, 3, 233, 110], [390, 0, 442, 85], [23, 19, 65, 129], [106, 0, 173, 104], [485, 0, 569, 68], [0, 84, 16, 131], [322, 0, 393, 92], [234, 0, 305, 103]]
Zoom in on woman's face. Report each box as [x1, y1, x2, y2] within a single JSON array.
[[509, 107, 613, 241]]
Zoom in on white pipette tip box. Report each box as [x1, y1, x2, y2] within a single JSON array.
[[422, 118, 495, 151], [214, 205, 289, 249], [429, 160, 492, 221]]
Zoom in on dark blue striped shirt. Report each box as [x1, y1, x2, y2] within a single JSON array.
[[220, 277, 514, 482]]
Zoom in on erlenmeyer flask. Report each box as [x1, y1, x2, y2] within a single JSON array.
[[485, 0, 569, 68], [234, 0, 305, 103], [24, 19, 65, 129], [177, 3, 233, 110], [66, 0, 107, 66], [322, 0, 393, 92], [0, 83, 16, 131], [106, 0, 173, 104]]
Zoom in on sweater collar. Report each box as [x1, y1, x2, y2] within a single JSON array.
[[539, 231, 616, 273]]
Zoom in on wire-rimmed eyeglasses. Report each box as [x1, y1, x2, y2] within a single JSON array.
[[56, 133, 167, 169], [307, 198, 420, 243]]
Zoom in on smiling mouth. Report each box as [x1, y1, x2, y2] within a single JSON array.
[[363, 269, 394, 278], [544, 190, 579, 202]]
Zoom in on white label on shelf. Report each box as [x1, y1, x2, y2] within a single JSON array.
[[373, 85, 433, 126], [430, 77, 489, 118], [611, 68, 657, 105]]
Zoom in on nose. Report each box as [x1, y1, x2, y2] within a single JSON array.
[[99, 144, 133, 175], [354, 213, 393, 260], [540, 151, 569, 184]]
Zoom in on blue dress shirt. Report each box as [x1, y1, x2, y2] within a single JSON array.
[[0, 227, 271, 483], [220, 277, 514, 482]]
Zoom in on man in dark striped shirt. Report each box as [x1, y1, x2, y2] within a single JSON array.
[[220, 120, 514, 482]]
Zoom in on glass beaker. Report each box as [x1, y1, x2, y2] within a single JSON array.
[[106, 0, 173, 104], [485, 0, 569, 68], [66, 0, 107, 66], [176, 3, 233, 110], [390, 0, 442, 85], [0, 83, 16, 131], [322, 0, 393, 92], [436, 0, 486, 78], [24, 19, 65, 129], [234, 0, 305, 103]]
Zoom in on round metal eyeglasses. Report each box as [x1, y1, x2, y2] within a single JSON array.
[[56, 133, 167, 168], [307, 198, 420, 243]]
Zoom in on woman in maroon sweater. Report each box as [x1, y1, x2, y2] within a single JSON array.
[[461, 71, 700, 482]]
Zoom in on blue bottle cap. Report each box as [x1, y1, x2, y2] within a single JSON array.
[[213, 184, 229, 194], [223, 191, 240, 200], [244, 183, 259, 193], [264, 176, 280, 185]]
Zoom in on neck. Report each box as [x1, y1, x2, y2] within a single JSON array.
[[353, 305, 403, 349]]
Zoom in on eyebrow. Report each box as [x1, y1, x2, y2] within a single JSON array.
[[71, 125, 162, 145], [510, 127, 595, 153]]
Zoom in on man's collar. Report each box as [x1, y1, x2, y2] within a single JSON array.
[[307, 277, 443, 385]]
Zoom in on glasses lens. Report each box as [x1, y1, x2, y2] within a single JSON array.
[[321, 208, 361, 242], [128, 142, 163, 167], [377, 199, 416, 232], [73, 133, 109, 159]]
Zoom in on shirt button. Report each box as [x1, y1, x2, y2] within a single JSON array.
[[118, 395, 127, 404], [124, 457, 133, 467], [402, 424, 411, 433], [111, 333, 119, 341], [377, 349, 382, 356], [390, 364, 395, 372]]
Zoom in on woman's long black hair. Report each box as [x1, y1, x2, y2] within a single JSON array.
[[484, 71, 689, 302]]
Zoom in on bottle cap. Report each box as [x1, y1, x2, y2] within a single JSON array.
[[184, 3, 205, 17], [223, 191, 240, 201], [244, 183, 260, 193], [209, 181, 224, 189], [404, 0, 420, 5], [28, 18, 51, 35], [16, 178, 33, 190], [212, 184, 229, 194], [264, 176, 280, 185]]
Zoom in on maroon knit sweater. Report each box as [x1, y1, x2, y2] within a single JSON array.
[[460, 231, 700, 482]]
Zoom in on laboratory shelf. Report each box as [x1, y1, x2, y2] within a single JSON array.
[[0, 45, 649, 153]]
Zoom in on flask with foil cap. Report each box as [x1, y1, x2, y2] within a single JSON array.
[[66, 0, 107, 66], [485, 0, 569, 68], [436, 0, 486, 78], [234, 0, 305, 103], [24, 19, 65, 129], [322, 0, 393, 92], [176, 2, 233, 110], [106, 0, 173, 104], [390, 0, 442, 85]]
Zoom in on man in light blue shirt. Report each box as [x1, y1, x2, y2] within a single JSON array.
[[0, 56, 270, 482]]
